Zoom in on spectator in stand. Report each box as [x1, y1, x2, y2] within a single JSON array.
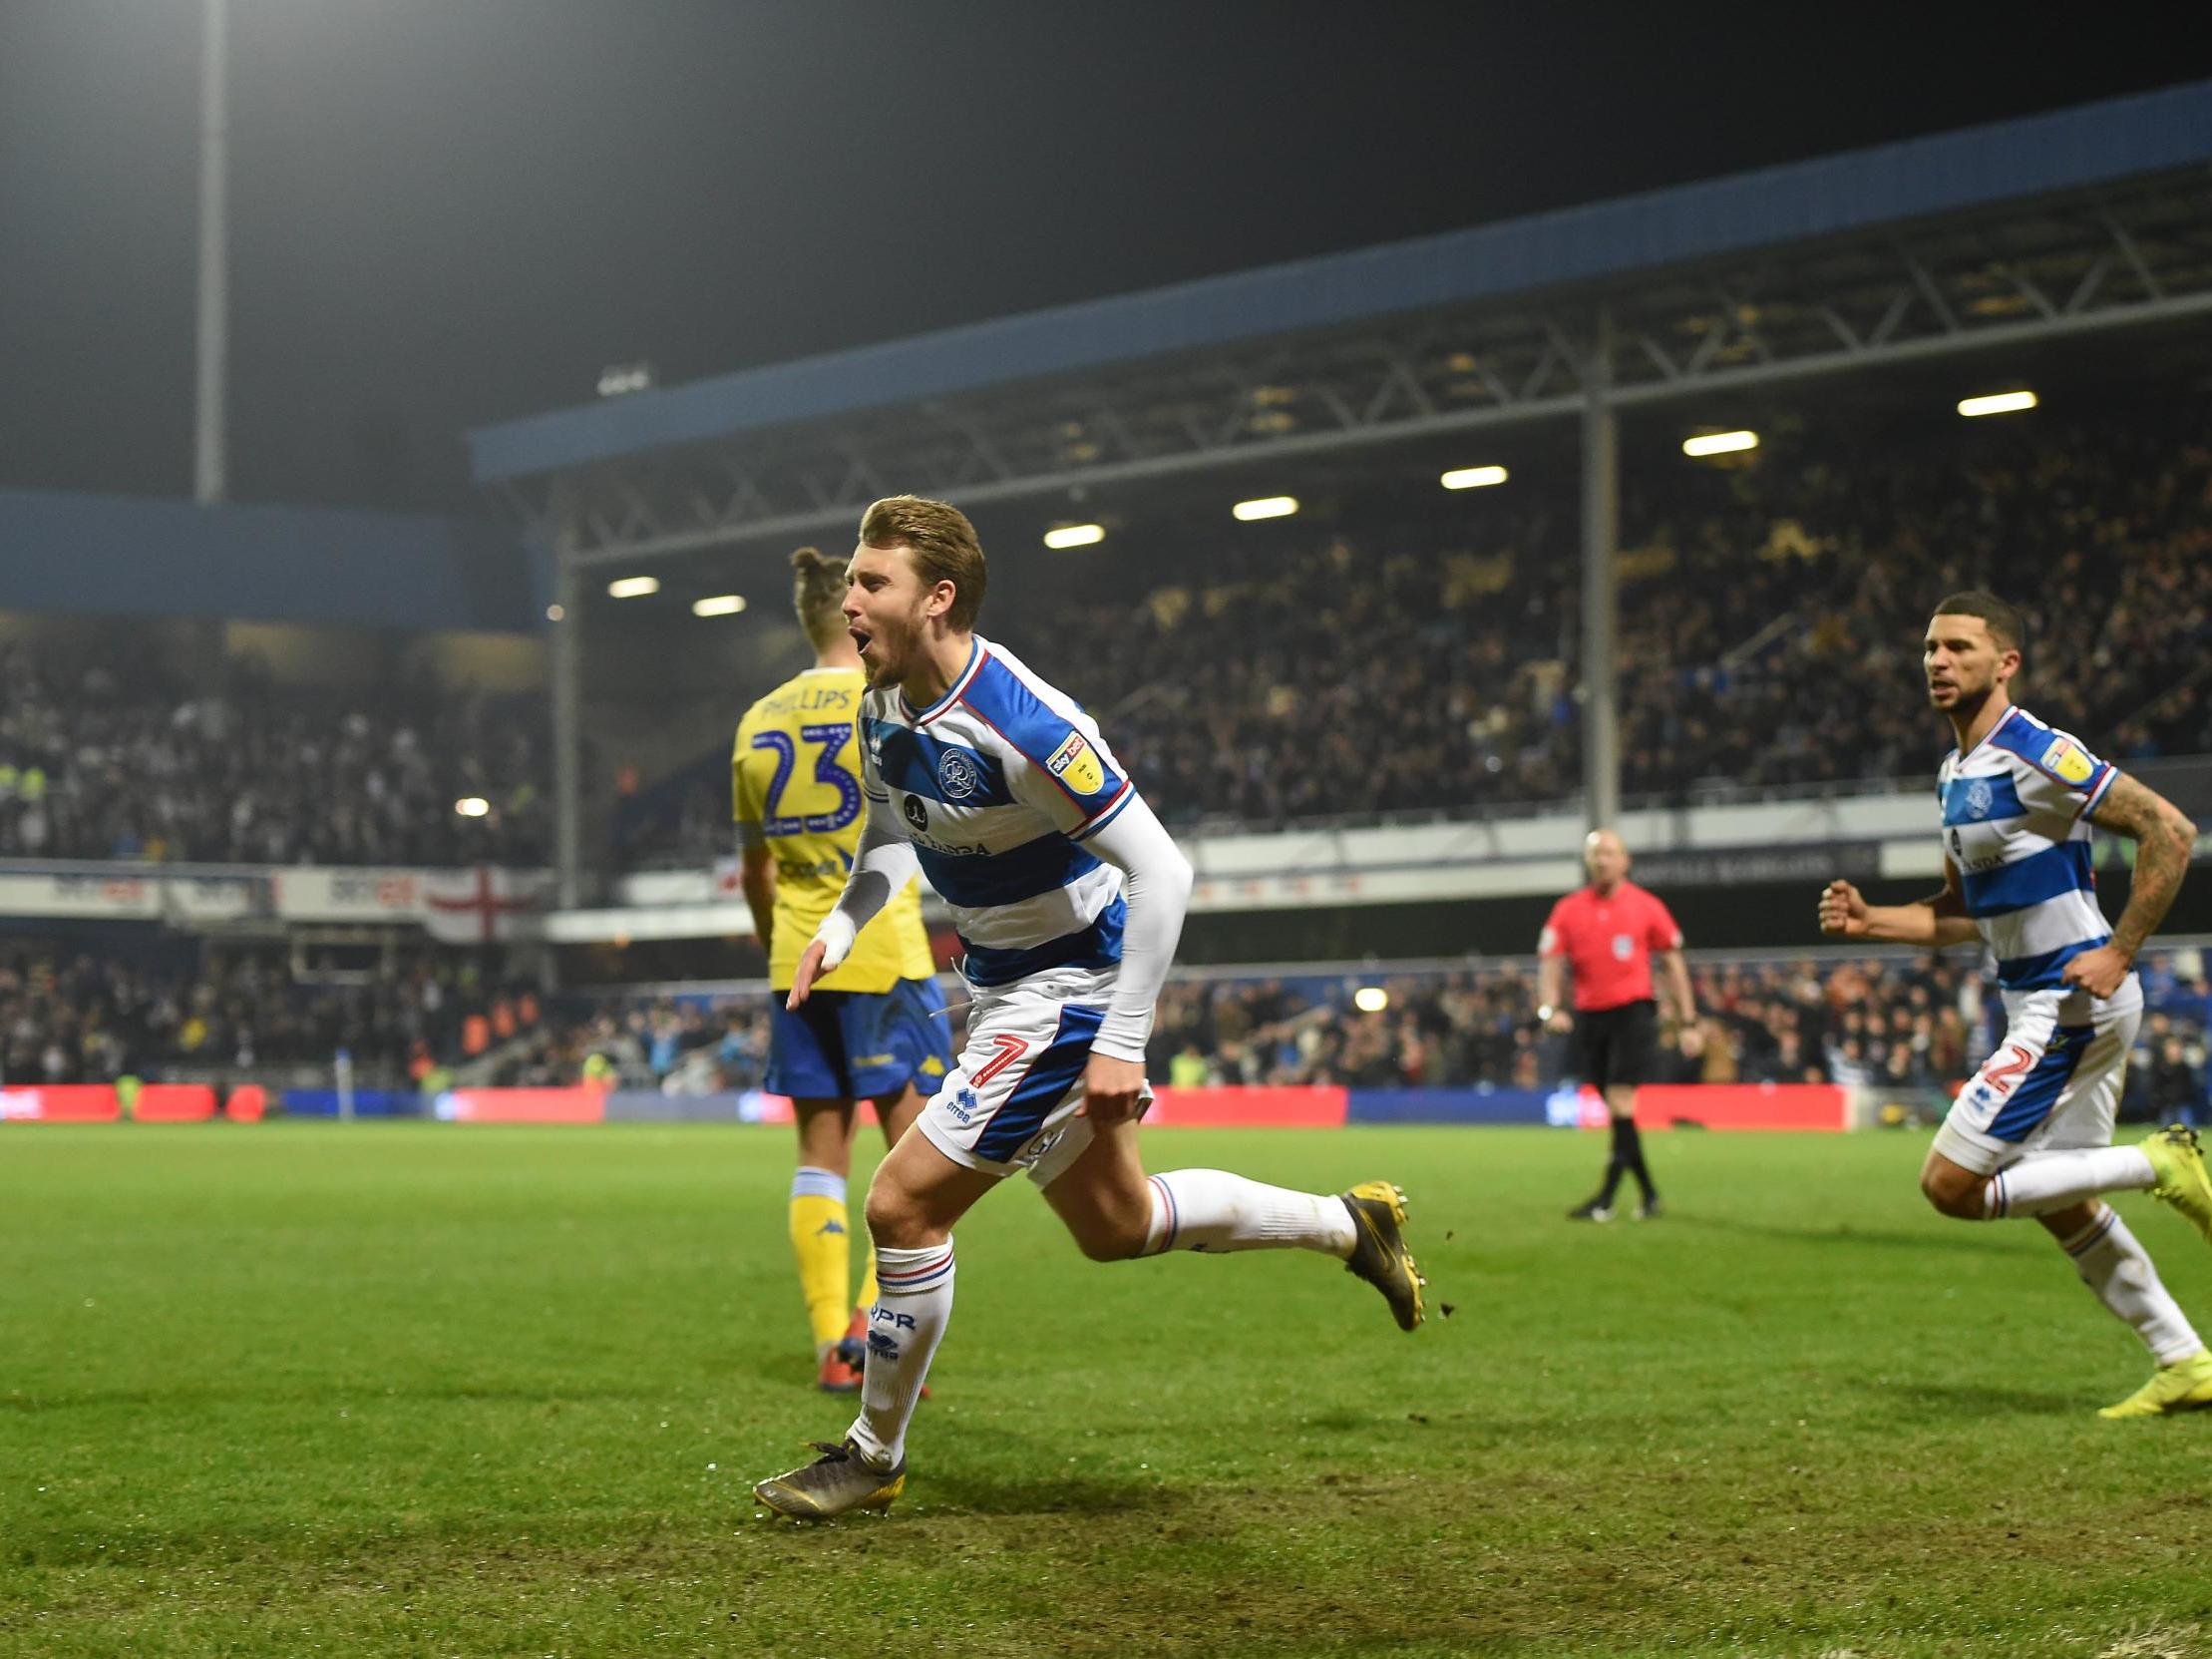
[[2147, 1033, 2203, 1128]]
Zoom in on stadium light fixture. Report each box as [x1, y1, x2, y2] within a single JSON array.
[[691, 594, 748, 617], [1352, 987, 1390, 1014], [606, 576, 659, 599], [1233, 496, 1298, 521], [545, 604, 565, 622], [454, 797, 490, 818], [1440, 465, 1509, 491], [1043, 523, 1106, 550], [1682, 430, 1758, 458], [1958, 390, 2038, 418]]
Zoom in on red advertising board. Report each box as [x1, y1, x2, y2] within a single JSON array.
[[438, 1087, 606, 1124], [1632, 1083, 1849, 1133], [133, 1084, 218, 1122], [1146, 1086, 1350, 1128], [0, 1085, 122, 1123]]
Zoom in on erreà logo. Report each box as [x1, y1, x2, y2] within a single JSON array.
[[1046, 732, 1107, 795]]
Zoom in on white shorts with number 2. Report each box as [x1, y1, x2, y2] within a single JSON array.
[[1932, 977, 2143, 1177]]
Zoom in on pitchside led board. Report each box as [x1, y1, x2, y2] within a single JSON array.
[[413, 1083, 1859, 1130]]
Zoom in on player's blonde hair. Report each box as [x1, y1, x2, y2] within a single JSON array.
[[858, 495, 987, 631], [789, 547, 848, 652]]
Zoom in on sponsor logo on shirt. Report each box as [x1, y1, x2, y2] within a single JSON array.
[[1965, 778, 1995, 819], [1047, 732, 1108, 795], [1612, 933, 1633, 961], [2041, 736, 2095, 785], [903, 795, 929, 833]]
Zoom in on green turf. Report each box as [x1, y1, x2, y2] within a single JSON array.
[[3, 1123, 2210, 1658]]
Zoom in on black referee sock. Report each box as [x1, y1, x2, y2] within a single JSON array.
[[1595, 1155, 1626, 1206], [1611, 1117, 1655, 1201]]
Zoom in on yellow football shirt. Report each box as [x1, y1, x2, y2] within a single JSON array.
[[732, 666, 934, 993]]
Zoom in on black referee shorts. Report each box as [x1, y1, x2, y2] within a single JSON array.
[[1575, 1000, 1658, 1091]]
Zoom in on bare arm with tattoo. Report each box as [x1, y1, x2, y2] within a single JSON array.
[[2061, 773, 2198, 998]]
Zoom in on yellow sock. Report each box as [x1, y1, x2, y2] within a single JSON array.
[[856, 1249, 880, 1315], [789, 1167, 852, 1352]]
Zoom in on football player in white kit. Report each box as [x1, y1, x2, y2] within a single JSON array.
[[753, 496, 1427, 1518], [1820, 591, 2212, 1418]]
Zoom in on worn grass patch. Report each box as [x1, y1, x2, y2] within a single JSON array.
[[4, 1123, 2210, 1656]]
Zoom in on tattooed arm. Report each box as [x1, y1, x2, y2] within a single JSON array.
[[2062, 773, 2199, 998]]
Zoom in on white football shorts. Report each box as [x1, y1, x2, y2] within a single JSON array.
[[916, 962, 1138, 1187], [1932, 975, 2143, 1176]]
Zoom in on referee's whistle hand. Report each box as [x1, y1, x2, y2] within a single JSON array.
[[787, 941, 829, 1010], [1545, 1010, 1573, 1035]]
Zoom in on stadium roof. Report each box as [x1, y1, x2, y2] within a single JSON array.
[[473, 80, 2212, 560]]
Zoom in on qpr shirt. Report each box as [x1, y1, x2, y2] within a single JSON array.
[[1937, 705, 2119, 992], [858, 636, 1137, 988]]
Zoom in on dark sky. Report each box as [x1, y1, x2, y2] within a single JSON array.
[[4, 1, 2209, 514]]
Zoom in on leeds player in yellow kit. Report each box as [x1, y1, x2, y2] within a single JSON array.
[[735, 548, 953, 1393]]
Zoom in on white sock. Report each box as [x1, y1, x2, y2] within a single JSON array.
[[1984, 1147, 2155, 1218], [846, 1240, 952, 1469], [1142, 1169, 1357, 1257], [2059, 1207, 2202, 1366]]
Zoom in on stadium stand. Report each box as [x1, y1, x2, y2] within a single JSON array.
[[609, 400, 2212, 859], [0, 637, 549, 865], [0, 938, 539, 1087]]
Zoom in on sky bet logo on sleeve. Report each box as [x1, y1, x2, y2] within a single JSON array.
[[1047, 732, 1107, 795], [2041, 736, 2095, 786]]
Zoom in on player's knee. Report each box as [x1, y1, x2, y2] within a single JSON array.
[[1919, 1165, 1984, 1220], [863, 1178, 929, 1251]]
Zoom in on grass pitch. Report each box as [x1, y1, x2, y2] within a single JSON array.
[[4, 1123, 2210, 1658]]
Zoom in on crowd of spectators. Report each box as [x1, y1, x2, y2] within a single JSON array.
[[11, 934, 2209, 1124], [1144, 948, 2211, 1122], [507, 948, 2209, 1124], [1608, 415, 2212, 798], [481, 998, 774, 1095], [0, 641, 548, 867], [0, 940, 531, 1088]]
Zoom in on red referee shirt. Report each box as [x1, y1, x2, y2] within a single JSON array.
[[1538, 880, 1682, 1013]]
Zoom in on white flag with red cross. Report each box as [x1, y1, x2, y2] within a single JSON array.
[[422, 866, 549, 944]]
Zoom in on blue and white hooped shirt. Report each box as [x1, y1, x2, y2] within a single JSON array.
[[1936, 705, 2119, 992], [858, 636, 1138, 989]]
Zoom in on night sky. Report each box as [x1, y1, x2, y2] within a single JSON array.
[[4, 1, 2208, 514]]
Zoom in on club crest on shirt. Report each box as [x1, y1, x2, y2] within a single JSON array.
[[936, 749, 980, 800], [1965, 778, 1995, 819], [1047, 731, 1107, 795], [2041, 736, 2095, 785]]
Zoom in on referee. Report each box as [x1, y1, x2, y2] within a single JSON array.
[[1536, 829, 1698, 1221]]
